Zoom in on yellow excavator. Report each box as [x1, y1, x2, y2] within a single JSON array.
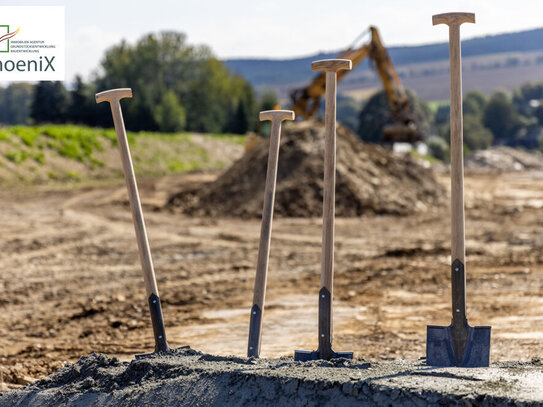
[[290, 26, 420, 143]]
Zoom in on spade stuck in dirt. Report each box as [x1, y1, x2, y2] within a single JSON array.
[[294, 59, 354, 361], [247, 110, 295, 358], [96, 88, 183, 358], [426, 13, 491, 367]]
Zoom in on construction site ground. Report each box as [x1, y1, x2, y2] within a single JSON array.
[[1, 170, 542, 390]]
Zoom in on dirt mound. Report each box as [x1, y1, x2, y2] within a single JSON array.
[[466, 147, 543, 172], [169, 120, 445, 217], [2, 349, 542, 406]]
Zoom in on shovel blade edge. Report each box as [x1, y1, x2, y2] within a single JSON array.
[[464, 326, 491, 367], [426, 325, 491, 367], [294, 350, 319, 361], [426, 325, 455, 367], [294, 349, 354, 362]]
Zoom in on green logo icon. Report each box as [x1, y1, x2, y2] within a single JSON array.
[[0, 26, 20, 53]]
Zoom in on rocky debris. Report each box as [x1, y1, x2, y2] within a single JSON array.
[[1, 349, 542, 406], [466, 147, 543, 172], [169, 120, 446, 218]]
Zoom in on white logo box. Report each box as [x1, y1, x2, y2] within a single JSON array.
[[0, 6, 65, 81]]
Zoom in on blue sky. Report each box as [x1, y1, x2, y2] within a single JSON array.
[[5, 0, 543, 81]]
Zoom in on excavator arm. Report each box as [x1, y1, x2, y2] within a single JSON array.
[[290, 44, 371, 119], [289, 26, 420, 143]]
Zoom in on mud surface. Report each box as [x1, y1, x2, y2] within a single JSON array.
[[169, 120, 445, 217], [0, 170, 543, 397], [2, 349, 542, 406]]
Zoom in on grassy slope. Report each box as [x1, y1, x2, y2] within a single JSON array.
[[0, 125, 246, 185]]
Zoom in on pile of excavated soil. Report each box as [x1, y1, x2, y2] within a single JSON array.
[[169, 120, 446, 218], [2, 349, 542, 406], [465, 147, 543, 172]]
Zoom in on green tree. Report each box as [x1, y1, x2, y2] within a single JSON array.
[[426, 135, 449, 161], [0, 83, 34, 124], [463, 115, 493, 150], [463, 91, 487, 116], [225, 78, 256, 134], [258, 90, 279, 112], [96, 31, 255, 133], [153, 90, 186, 132], [534, 104, 543, 125], [67, 75, 104, 126], [30, 81, 70, 124], [434, 104, 450, 126], [513, 82, 543, 116], [336, 95, 359, 132], [482, 91, 523, 144]]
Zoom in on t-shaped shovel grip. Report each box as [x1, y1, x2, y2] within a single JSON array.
[[95, 88, 133, 104], [248, 110, 294, 358], [432, 12, 475, 27]]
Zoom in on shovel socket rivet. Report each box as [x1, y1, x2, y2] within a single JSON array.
[[249, 346, 253, 350], [153, 300, 157, 304], [321, 333, 325, 337], [455, 267, 459, 272], [159, 335, 162, 339], [456, 308, 460, 312], [253, 311, 256, 315]]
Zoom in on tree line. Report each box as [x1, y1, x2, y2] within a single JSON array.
[[427, 83, 543, 160], [352, 81, 543, 159], [0, 32, 278, 134]]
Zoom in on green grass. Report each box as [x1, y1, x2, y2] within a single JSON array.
[[5, 150, 28, 163], [0, 124, 246, 183]]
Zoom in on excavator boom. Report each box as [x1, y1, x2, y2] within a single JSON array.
[[290, 26, 421, 143]]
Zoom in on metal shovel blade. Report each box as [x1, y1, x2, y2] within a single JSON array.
[[294, 350, 353, 362], [427, 324, 491, 367]]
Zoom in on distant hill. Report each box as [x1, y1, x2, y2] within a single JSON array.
[[225, 27, 543, 101]]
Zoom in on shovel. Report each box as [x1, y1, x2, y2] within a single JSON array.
[[426, 13, 491, 367], [96, 88, 180, 358], [295, 59, 353, 361], [247, 110, 295, 358]]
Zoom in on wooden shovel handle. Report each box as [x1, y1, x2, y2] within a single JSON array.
[[252, 110, 294, 310], [248, 110, 294, 357], [433, 13, 474, 264], [312, 60, 351, 293], [96, 89, 159, 299]]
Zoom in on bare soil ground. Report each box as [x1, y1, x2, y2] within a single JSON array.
[[3, 350, 542, 406], [0, 170, 542, 389]]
